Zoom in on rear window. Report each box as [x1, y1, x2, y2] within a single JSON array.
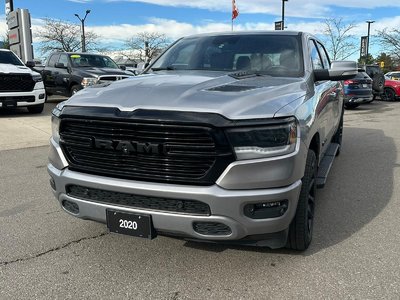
[[356, 72, 370, 79]]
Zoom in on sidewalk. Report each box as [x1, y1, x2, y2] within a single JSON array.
[[0, 99, 62, 151], [0, 114, 52, 151]]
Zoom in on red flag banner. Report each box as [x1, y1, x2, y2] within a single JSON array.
[[232, 0, 239, 20]]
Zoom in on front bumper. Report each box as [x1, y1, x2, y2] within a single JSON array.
[[0, 88, 46, 108], [48, 137, 304, 247]]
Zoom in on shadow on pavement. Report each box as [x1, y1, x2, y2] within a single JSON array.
[[182, 127, 395, 255], [0, 98, 63, 118]]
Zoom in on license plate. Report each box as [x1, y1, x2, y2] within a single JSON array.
[[106, 210, 156, 239], [3, 100, 16, 108], [362, 84, 367, 88]]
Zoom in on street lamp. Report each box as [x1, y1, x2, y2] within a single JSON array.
[[74, 10, 91, 52], [282, 0, 288, 30], [366, 20, 375, 62]]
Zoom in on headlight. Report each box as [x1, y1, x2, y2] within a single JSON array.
[[32, 74, 43, 82], [81, 77, 99, 88], [226, 119, 298, 160], [51, 115, 61, 143], [51, 102, 65, 143]]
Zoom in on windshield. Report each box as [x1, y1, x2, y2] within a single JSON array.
[[0, 51, 24, 66], [150, 34, 303, 77], [69, 54, 119, 69]]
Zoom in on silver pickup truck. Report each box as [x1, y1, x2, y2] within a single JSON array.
[[48, 31, 357, 250]]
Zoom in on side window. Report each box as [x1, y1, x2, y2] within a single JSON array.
[[47, 54, 60, 67], [316, 42, 330, 69], [58, 54, 69, 67], [309, 40, 323, 70]]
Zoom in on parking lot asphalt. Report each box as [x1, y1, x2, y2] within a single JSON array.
[[1, 99, 400, 299]]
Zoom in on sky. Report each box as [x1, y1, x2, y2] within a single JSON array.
[[1, 0, 400, 60]]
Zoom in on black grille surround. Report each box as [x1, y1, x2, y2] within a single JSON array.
[[0, 74, 35, 92], [67, 185, 211, 215], [0, 96, 36, 102], [59, 112, 235, 186]]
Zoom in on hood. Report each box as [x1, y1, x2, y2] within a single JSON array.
[[0, 63, 38, 75], [64, 71, 307, 120], [74, 67, 131, 77]]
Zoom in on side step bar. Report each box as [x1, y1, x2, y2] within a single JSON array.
[[316, 143, 340, 188]]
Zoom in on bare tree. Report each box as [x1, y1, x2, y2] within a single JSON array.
[[322, 18, 358, 60], [376, 28, 400, 61], [125, 32, 171, 62], [36, 18, 99, 55]]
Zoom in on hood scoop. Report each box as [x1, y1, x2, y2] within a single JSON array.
[[207, 84, 259, 93]]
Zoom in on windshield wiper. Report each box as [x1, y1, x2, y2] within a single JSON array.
[[151, 66, 175, 71], [228, 70, 267, 79]]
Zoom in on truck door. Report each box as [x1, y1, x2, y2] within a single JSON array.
[[316, 41, 343, 126], [309, 40, 338, 157], [42, 54, 60, 95], [54, 54, 71, 96]]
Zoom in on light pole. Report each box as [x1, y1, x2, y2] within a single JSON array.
[[75, 10, 91, 52], [366, 20, 375, 63], [282, 0, 288, 30]]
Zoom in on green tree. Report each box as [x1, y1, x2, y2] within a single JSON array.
[[375, 53, 394, 73], [1, 30, 10, 49], [358, 54, 374, 66]]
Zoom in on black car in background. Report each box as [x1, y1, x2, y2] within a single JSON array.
[[37, 52, 132, 97], [343, 69, 373, 109]]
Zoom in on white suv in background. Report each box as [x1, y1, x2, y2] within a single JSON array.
[[0, 49, 46, 113]]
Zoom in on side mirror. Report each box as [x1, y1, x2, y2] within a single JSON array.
[[55, 62, 67, 69], [25, 61, 35, 68], [314, 61, 358, 81], [120, 65, 126, 70]]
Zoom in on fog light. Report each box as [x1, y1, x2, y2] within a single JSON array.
[[39, 93, 45, 99], [244, 200, 288, 219], [62, 200, 79, 214]]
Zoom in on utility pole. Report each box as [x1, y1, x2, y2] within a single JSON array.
[[366, 20, 375, 63], [74, 10, 91, 52], [282, 0, 288, 30]]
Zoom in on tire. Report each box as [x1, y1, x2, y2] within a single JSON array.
[[383, 88, 396, 101], [70, 85, 82, 96], [27, 103, 44, 114], [344, 103, 359, 109], [332, 111, 343, 156], [287, 150, 317, 251], [372, 74, 385, 93]]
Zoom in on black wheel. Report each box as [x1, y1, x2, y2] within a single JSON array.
[[344, 103, 359, 109], [383, 88, 396, 101], [27, 103, 44, 114], [372, 74, 385, 93], [332, 111, 343, 156], [287, 150, 317, 251], [70, 85, 82, 96]]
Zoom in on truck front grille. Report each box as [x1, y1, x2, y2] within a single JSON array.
[[67, 185, 211, 215], [0, 74, 35, 92], [59, 118, 234, 185]]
